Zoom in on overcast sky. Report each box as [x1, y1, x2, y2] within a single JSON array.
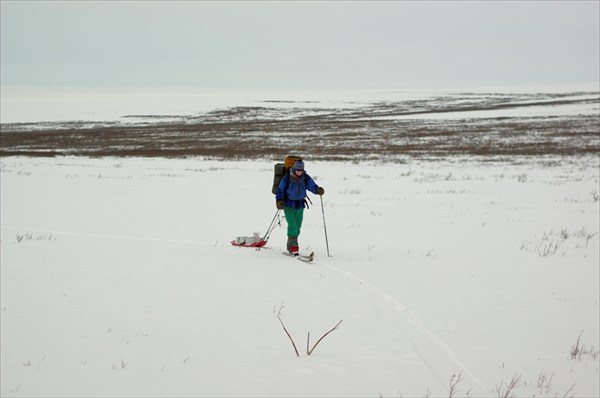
[[1, 1, 599, 91]]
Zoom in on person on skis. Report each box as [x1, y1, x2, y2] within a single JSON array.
[[275, 160, 324, 255]]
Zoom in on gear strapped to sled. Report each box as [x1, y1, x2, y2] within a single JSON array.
[[230, 209, 283, 248]]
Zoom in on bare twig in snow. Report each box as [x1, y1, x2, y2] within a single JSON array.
[[275, 301, 342, 357], [273, 300, 285, 316], [570, 330, 584, 360], [448, 370, 463, 398], [563, 383, 576, 398], [537, 371, 554, 394], [306, 320, 343, 355], [277, 314, 299, 357], [494, 373, 521, 398]]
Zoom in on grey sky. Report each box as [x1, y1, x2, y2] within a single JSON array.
[[1, 1, 599, 90]]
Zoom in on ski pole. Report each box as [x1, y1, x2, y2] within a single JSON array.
[[320, 195, 331, 257]]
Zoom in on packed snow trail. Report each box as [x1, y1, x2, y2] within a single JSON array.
[[319, 259, 488, 396]]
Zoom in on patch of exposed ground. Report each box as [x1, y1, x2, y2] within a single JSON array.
[[1, 92, 598, 161]]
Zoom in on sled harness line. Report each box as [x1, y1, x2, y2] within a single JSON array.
[[261, 209, 282, 243]]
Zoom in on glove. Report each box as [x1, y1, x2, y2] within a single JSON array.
[[317, 187, 325, 196], [276, 200, 284, 209]]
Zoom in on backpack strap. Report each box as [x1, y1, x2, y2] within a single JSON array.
[[281, 173, 290, 200]]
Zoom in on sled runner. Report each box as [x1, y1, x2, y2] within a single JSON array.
[[230, 240, 267, 248]]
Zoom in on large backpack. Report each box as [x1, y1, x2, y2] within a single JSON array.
[[272, 155, 303, 194]]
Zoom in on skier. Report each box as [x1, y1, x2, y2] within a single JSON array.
[[275, 160, 324, 255]]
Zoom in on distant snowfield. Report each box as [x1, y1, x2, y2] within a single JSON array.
[[1, 156, 598, 397], [1, 84, 598, 124], [368, 99, 600, 120]]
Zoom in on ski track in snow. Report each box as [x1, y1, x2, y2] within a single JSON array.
[[2, 225, 487, 395], [1, 226, 217, 247], [319, 259, 488, 396]]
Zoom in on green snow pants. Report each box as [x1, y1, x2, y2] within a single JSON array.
[[284, 206, 304, 253]]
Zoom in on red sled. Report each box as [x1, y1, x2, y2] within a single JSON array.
[[231, 210, 283, 249], [231, 233, 267, 248], [231, 239, 267, 248]]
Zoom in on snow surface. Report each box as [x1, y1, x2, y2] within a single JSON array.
[[1, 156, 599, 397]]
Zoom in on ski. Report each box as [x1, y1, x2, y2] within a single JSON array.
[[282, 251, 314, 262]]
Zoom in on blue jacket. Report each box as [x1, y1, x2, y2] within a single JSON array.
[[276, 171, 319, 209]]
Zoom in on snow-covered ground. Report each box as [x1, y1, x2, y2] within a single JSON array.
[[1, 155, 598, 397]]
